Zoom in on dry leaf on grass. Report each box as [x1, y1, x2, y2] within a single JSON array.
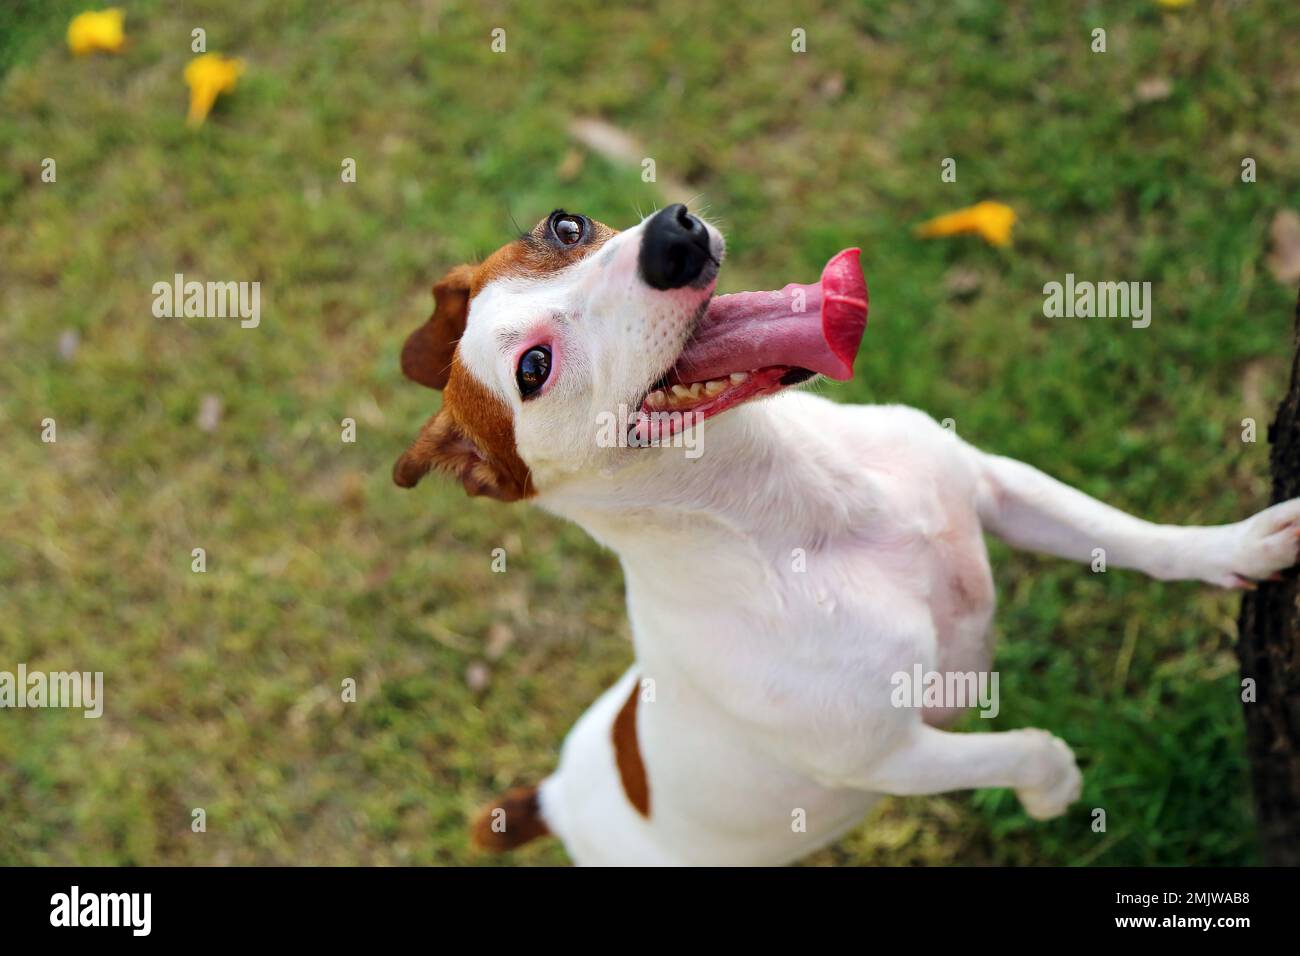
[[1266, 210, 1300, 285], [485, 622, 516, 661], [943, 268, 983, 300], [196, 394, 223, 432], [568, 117, 693, 204], [465, 661, 491, 693], [1134, 77, 1173, 103], [57, 329, 79, 361]]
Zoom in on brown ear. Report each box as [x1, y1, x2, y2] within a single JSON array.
[[392, 408, 532, 501], [401, 264, 476, 389]]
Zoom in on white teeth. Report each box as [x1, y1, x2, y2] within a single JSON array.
[[650, 374, 750, 410]]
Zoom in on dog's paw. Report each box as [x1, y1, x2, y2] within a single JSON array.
[[1215, 499, 1300, 588], [1014, 730, 1082, 821]]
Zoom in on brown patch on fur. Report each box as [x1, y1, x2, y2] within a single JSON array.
[[444, 355, 536, 498], [401, 264, 475, 390], [470, 785, 550, 852], [612, 677, 650, 817], [392, 354, 535, 500], [470, 216, 616, 294]]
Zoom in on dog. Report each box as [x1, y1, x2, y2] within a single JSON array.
[[394, 205, 1300, 865]]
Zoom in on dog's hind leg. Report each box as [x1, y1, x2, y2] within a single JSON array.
[[857, 724, 1082, 821], [970, 448, 1300, 588]]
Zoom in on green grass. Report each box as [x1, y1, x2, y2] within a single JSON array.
[[1, 0, 1298, 865]]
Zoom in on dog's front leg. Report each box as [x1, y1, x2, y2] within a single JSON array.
[[853, 725, 1083, 821], [971, 449, 1300, 588]]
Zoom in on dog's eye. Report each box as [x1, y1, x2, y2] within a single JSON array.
[[516, 346, 551, 398], [551, 213, 585, 246]]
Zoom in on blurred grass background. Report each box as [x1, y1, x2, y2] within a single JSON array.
[[1, 0, 1299, 865]]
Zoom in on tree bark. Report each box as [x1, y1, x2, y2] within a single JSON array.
[[1237, 286, 1300, 865]]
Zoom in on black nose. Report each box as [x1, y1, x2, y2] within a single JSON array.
[[638, 204, 713, 290]]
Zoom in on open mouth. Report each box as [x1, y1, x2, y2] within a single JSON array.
[[631, 248, 869, 444]]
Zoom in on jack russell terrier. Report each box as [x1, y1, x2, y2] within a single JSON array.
[[394, 205, 1300, 866]]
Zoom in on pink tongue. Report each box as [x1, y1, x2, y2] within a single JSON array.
[[673, 248, 868, 384]]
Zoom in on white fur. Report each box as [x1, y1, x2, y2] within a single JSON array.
[[457, 216, 1300, 866]]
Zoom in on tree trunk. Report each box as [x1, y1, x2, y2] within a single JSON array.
[[1237, 286, 1300, 865]]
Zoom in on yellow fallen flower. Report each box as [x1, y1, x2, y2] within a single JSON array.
[[184, 53, 245, 127], [67, 8, 126, 56], [915, 201, 1016, 247], [1156, 0, 1193, 8]]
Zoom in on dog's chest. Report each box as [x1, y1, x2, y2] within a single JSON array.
[[626, 486, 997, 743], [787, 492, 996, 674], [824, 475, 998, 726]]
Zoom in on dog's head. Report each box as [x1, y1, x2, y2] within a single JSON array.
[[394, 204, 867, 500]]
